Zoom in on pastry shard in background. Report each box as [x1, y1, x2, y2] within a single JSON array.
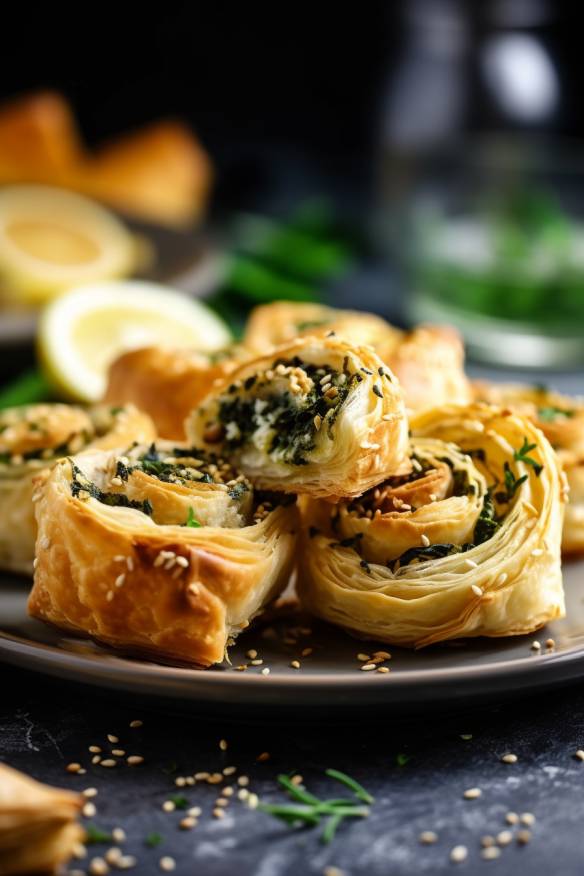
[[0, 762, 83, 875], [187, 336, 409, 498], [104, 346, 249, 440], [28, 442, 297, 667], [299, 404, 565, 646], [474, 381, 584, 555], [0, 403, 155, 573]]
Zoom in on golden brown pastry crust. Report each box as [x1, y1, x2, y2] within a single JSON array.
[[28, 442, 298, 666], [104, 346, 248, 440], [244, 302, 471, 410], [0, 762, 84, 875], [0, 403, 155, 574], [298, 403, 565, 647], [187, 336, 409, 499], [474, 381, 584, 554]]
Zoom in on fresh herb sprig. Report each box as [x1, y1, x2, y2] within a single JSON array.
[[495, 462, 527, 504], [259, 770, 373, 843], [185, 507, 202, 528], [513, 437, 543, 476]]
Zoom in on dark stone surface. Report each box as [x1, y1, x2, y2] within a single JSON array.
[[3, 665, 584, 876]]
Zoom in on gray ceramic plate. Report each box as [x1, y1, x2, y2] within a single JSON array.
[[2, 561, 584, 716]]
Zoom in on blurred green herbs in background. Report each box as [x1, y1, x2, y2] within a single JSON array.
[[417, 188, 584, 327]]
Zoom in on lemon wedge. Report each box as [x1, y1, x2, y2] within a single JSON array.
[[38, 280, 232, 402], [0, 185, 136, 303]]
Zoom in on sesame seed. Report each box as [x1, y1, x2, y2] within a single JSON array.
[[257, 752, 270, 762], [107, 735, 119, 743], [471, 584, 483, 597], [175, 777, 186, 787], [162, 800, 175, 812], [83, 787, 98, 798], [238, 775, 249, 786], [545, 638, 556, 650], [497, 830, 513, 846], [180, 817, 196, 829], [357, 653, 371, 662], [531, 641, 541, 652], [516, 829, 532, 845], [463, 787, 482, 799], [223, 766, 237, 776], [73, 844, 87, 860], [89, 745, 102, 753], [118, 856, 136, 870], [129, 720, 143, 728], [481, 836, 495, 848], [251, 659, 263, 666], [92, 755, 101, 765], [464, 559, 478, 569], [219, 738, 228, 750], [112, 749, 125, 757], [361, 663, 377, 671], [290, 660, 301, 669], [208, 772, 223, 784], [188, 806, 202, 817], [481, 847, 501, 861], [247, 793, 259, 809], [520, 812, 535, 826], [159, 857, 176, 872], [505, 812, 519, 825], [377, 666, 390, 673], [89, 858, 109, 875], [261, 667, 270, 675], [195, 772, 209, 781], [419, 830, 438, 844], [575, 750, 584, 761], [421, 534, 430, 547], [450, 845, 468, 863], [112, 828, 126, 844], [66, 763, 82, 773], [127, 756, 144, 766], [301, 647, 313, 657], [83, 802, 97, 818], [324, 868, 345, 876], [105, 848, 122, 865], [212, 808, 225, 819], [497, 572, 508, 585], [501, 753, 517, 764], [176, 556, 189, 568], [40, 536, 50, 550], [216, 797, 229, 807], [100, 759, 117, 768]]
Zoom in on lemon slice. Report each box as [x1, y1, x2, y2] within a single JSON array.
[[0, 185, 136, 303], [39, 280, 232, 402]]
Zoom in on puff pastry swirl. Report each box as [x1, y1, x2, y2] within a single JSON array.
[[187, 336, 409, 498], [299, 403, 565, 647], [28, 441, 298, 666], [0, 762, 84, 875], [0, 403, 154, 574], [474, 381, 584, 555]]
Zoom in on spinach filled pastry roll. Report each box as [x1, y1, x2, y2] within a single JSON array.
[[243, 302, 471, 410], [187, 336, 409, 498], [474, 381, 584, 555], [299, 404, 565, 647], [0, 762, 83, 876], [28, 441, 298, 666], [0, 403, 154, 574], [104, 345, 250, 440]]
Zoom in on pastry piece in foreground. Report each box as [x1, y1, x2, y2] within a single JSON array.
[[187, 336, 409, 498], [243, 301, 471, 410], [0, 403, 154, 574], [474, 381, 584, 555], [104, 345, 249, 440], [299, 403, 565, 647], [0, 762, 83, 875], [28, 441, 298, 666]]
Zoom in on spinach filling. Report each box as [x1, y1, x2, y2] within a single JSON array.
[[70, 460, 153, 517], [216, 357, 356, 466]]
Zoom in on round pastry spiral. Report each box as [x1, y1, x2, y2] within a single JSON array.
[[474, 381, 584, 555], [0, 403, 154, 574], [298, 404, 565, 647], [28, 441, 298, 666], [187, 336, 409, 498]]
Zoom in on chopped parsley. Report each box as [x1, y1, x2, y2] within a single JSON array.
[[513, 437, 543, 476], [473, 492, 501, 544], [170, 795, 189, 810], [145, 832, 164, 848], [85, 824, 112, 844], [185, 507, 201, 528]]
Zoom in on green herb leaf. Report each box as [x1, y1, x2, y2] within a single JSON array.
[[325, 769, 374, 804], [473, 493, 501, 544], [170, 795, 189, 810], [85, 824, 112, 844], [396, 753, 410, 767], [513, 437, 543, 476], [145, 832, 163, 848], [537, 406, 575, 422], [0, 369, 53, 409], [495, 463, 528, 504], [185, 507, 202, 528]]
